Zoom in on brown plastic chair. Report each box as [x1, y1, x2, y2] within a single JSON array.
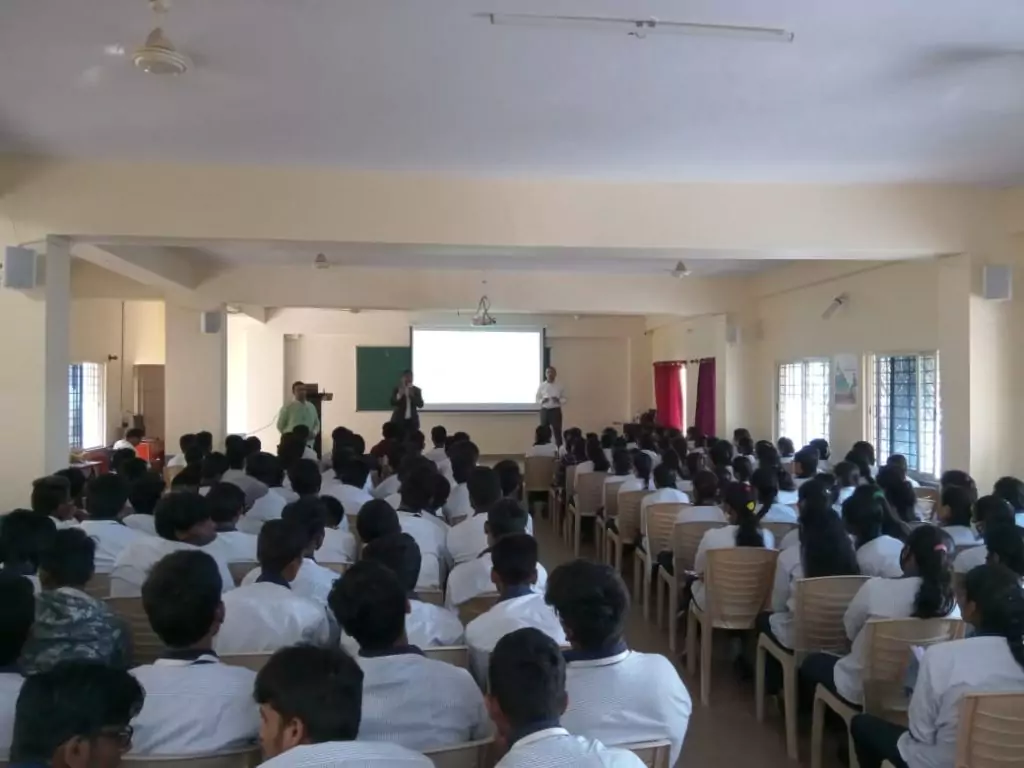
[[597, 478, 626, 564], [220, 652, 272, 672], [227, 561, 256, 587], [621, 739, 672, 768], [457, 593, 500, 625], [763, 521, 798, 544], [567, 471, 607, 556], [656, 520, 726, 652], [84, 573, 111, 599], [953, 692, 1024, 768], [122, 748, 260, 768], [686, 548, 779, 706], [634, 503, 688, 624], [605, 490, 649, 577], [422, 738, 495, 768], [423, 645, 470, 669], [523, 456, 557, 494], [811, 616, 965, 768], [755, 575, 870, 760], [550, 465, 577, 539], [419, 587, 445, 607], [105, 596, 165, 665]]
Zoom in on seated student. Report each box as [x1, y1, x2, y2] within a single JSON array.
[[20, 529, 129, 673], [447, 467, 504, 566], [731, 455, 753, 484], [447, 499, 548, 609], [603, 449, 634, 508], [371, 441, 406, 501], [487, 628, 645, 768], [526, 424, 558, 458], [495, 459, 522, 501], [992, 475, 1024, 527], [638, 433, 661, 468], [131, 550, 259, 754], [395, 465, 450, 589], [110, 493, 234, 597], [881, 453, 919, 488], [751, 467, 798, 523], [777, 436, 796, 461], [791, 447, 819, 487], [356, 499, 403, 548], [381, 454, 429, 510], [31, 475, 76, 529], [431, 474, 451, 517], [122, 473, 165, 535], [832, 460, 861, 509], [674, 470, 726, 526], [166, 433, 197, 469], [217, 521, 334, 653], [465, 534, 566, 685], [217, 436, 264, 500], [616, 451, 654, 499], [424, 425, 448, 464], [851, 564, 1024, 768], [0, 511, 56, 592], [876, 466, 919, 525], [574, 435, 611, 491], [118, 458, 150, 486], [316, 496, 357, 565], [809, 438, 831, 473], [112, 427, 145, 453], [199, 451, 230, 493], [78, 475, 143, 573], [331, 561, 489, 750], [443, 440, 479, 522], [204, 483, 258, 562], [54, 468, 88, 514], [110, 447, 139, 477], [639, 465, 690, 552], [0, 572, 34, 759], [547, 560, 691, 764], [842, 485, 910, 578], [800, 525, 959, 708], [286, 458, 322, 501], [985, 523, 1024, 578], [692, 482, 776, 611], [254, 646, 432, 767], [290, 424, 318, 462], [936, 484, 980, 549], [10, 661, 144, 768], [953, 495, 1016, 574], [239, 452, 295, 534], [321, 457, 373, 517]]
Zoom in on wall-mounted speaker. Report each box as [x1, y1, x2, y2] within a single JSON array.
[[200, 310, 224, 335], [2, 246, 39, 290], [982, 265, 1013, 302]]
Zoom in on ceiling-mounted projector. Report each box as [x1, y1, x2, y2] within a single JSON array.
[[472, 295, 497, 326]]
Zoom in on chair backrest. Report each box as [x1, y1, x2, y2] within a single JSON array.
[[955, 692, 1024, 768], [321, 562, 348, 575], [219, 652, 272, 672], [575, 471, 607, 516], [616, 490, 651, 542], [523, 456, 557, 493], [791, 576, 872, 657], [646, 503, 687, 555], [564, 465, 577, 494], [418, 587, 445, 607], [703, 548, 780, 629], [604, 479, 625, 518], [83, 573, 111, 599], [163, 465, 184, 484], [104, 596, 165, 665], [458, 593, 500, 625], [672, 520, 727, 573], [122, 747, 260, 768], [621, 740, 672, 768], [423, 645, 470, 669], [422, 738, 494, 768], [861, 617, 966, 721], [227, 561, 256, 587], [762, 521, 798, 543]]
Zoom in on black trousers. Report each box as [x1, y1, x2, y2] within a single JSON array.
[[756, 612, 790, 695], [850, 714, 909, 768], [540, 407, 563, 446]]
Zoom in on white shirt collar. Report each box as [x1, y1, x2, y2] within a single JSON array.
[[510, 727, 570, 749], [564, 648, 632, 668], [152, 653, 220, 667]]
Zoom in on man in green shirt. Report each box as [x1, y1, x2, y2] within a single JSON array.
[[276, 381, 320, 443]]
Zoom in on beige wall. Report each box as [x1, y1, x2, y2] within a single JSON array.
[[165, 305, 227, 445]]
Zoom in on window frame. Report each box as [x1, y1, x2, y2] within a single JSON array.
[[868, 351, 941, 479], [69, 362, 106, 451], [775, 357, 832, 448]]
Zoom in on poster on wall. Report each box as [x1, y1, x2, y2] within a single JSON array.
[[833, 353, 859, 410]]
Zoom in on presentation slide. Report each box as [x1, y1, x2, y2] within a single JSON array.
[[411, 327, 544, 411]]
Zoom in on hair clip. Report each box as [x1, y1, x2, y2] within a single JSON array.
[[746, 501, 756, 511], [934, 544, 948, 553]]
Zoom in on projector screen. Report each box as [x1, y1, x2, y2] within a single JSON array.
[[411, 327, 544, 411]]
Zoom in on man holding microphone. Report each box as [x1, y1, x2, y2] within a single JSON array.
[[390, 369, 424, 435], [535, 366, 566, 448]]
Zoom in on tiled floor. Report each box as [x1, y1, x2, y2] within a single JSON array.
[[533, 515, 840, 768]]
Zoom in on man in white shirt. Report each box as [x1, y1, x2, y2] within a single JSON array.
[[424, 426, 448, 465], [239, 453, 295, 535], [547, 560, 692, 765], [535, 367, 567, 449], [316, 497, 357, 566], [321, 458, 373, 517], [204, 483, 258, 563], [30, 475, 77, 530], [0, 572, 34, 760], [112, 427, 145, 453], [331, 560, 490, 750], [466, 534, 566, 686], [123, 473, 166, 536], [77, 474, 144, 573], [130, 549, 259, 754], [395, 465, 450, 589], [165, 433, 197, 469], [487, 628, 645, 768], [254, 645, 432, 767], [447, 467, 503, 565], [638, 464, 690, 552], [526, 425, 559, 458], [220, 435, 268, 503], [443, 441, 480, 523], [216, 519, 334, 654]]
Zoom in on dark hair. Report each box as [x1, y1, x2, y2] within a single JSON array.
[[362, 533, 421, 594], [904, 525, 956, 619], [834, 461, 860, 488], [449, 441, 480, 485], [257, 518, 308, 573], [124, 427, 144, 441], [985, 524, 1024, 577], [755, 441, 780, 469], [281, 498, 327, 551], [487, 498, 531, 539], [809, 438, 830, 461], [154, 492, 211, 541], [110, 448, 137, 474], [940, 485, 974, 529], [39, 528, 96, 587], [338, 459, 370, 489], [974, 494, 1016, 533], [851, 440, 877, 467], [399, 464, 436, 512], [356, 499, 401, 544], [319, 495, 345, 528], [431, 474, 451, 510], [793, 447, 819, 478], [83, 474, 129, 520], [201, 452, 229, 482], [751, 466, 780, 511], [142, 550, 222, 647], [965, 564, 1024, 671], [11, 661, 145, 763], [292, 426, 311, 444], [691, 470, 719, 505], [247, 452, 284, 487], [0, 511, 56, 571], [277, 434, 307, 472], [545, 560, 628, 649], [777, 437, 795, 458], [224, 435, 248, 470], [731, 456, 753, 484], [842, 485, 909, 547], [31, 475, 71, 518], [330, 560, 406, 650], [609, 448, 632, 477], [119, 458, 149, 484], [494, 460, 522, 499], [171, 466, 202, 490], [177, 433, 198, 453], [128, 473, 165, 517], [489, 628, 566, 727], [584, 435, 610, 473], [254, 646, 363, 743], [53, 468, 87, 507], [994, 476, 1024, 512], [708, 440, 734, 471], [288, 459, 322, 497], [491, 533, 538, 587], [845, 451, 873, 483], [467, 467, 503, 513], [183, 445, 205, 468], [632, 451, 653, 485], [0, 571, 35, 664], [941, 470, 978, 503], [205, 483, 246, 525], [530, 425, 551, 448], [652, 463, 677, 491], [733, 428, 752, 443], [430, 425, 447, 447], [875, 466, 918, 524], [798, 480, 860, 578], [195, 431, 214, 453], [723, 482, 764, 547]]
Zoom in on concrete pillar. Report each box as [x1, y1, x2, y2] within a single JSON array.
[[226, 314, 285, 446], [165, 304, 227, 449]]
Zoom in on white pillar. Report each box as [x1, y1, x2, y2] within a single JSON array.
[[165, 304, 227, 448], [44, 236, 71, 473]]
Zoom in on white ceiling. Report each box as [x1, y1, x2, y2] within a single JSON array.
[[4, 0, 1024, 182]]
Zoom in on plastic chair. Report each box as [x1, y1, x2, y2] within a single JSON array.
[[621, 739, 672, 768], [457, 593, 500, 626], [105, 596, 165, 665], [227, 562, 256, 587], [550, 465, 576, 539], [954, 692, 1024, 768], [810, 616, 965, 768], [423, 645, 470, 669], [604, 490, 649, 577], [656, 520, 726, 651], [763, 522, 798, 544], [634, 502, 686, 623], [523, 456, 557, 495], [418, 587, 445, 607], [686, 548, 779, 706], [122, 748, 260, 768], [597, 478, 626, 564], [422, 738, 494, 768], [567, 471, 607, 556], [84, 572, 111, 599], [755, 575, 869, 760], [220, 652, 272, 672]]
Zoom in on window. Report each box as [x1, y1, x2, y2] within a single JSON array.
[[870, 353, 941, 477], [776, 359, 830, 448], [69, 363, 105, 450]]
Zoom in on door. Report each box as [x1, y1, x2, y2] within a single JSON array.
[[134, 364, 166, 441]]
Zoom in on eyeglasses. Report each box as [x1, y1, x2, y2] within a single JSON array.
[[97, 724, 134, 751]]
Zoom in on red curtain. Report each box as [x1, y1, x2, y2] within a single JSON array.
[[694, 358, 716, 437], [653, 361, 684, 430]]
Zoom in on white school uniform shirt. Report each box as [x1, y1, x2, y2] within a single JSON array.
[[214, 581, 333, 653], [166, 453, 187, 468], [446, 555, 549, 609], [220, 470, 267, 502], [385, 492, 402, 510], [834, 576, 961, 705], [536, 381, 567, 408], [691, 526, 775, 610], [444, 482, 473, 523], [562, 648, 692, 766], [78, 519, 146, 573], [757, 503, 798, 523], [129, 655, 258, 755], [111, 537, 235, 597], [617, 476, 653, 497], [0, 672, 24, 759], [258, 741, 432, 768], [1017, 512, 1024, 529], [941, 525, 980, 550], [321, 483, 373, 518], [777, 489, 799, 505], [238, 487, 290, 535], [496, 728, 647, 768], [897, 636, 1024, 768], [317, 527, 357, 564], [123, 514, 157, 536], [239, 558, 339, 605], [112, 439, 137, 452], [302, 446, 318, 462], [953, 544, 988, 574], [768, 545, 804, 649], [372, 474, 401, 500], [856, 535, 906, 579], [447, 513, 534, 566], [526, 443, 559, 458], [355, 651, 491, 750], [465, 592, 567, 684], [639, 488, 690, 551], [342, 600, 464, 656], [424, 446, 448, 464], [207, 530, 258, 563], [398, 511, 450, 589]]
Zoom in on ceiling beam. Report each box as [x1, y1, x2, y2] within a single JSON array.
[[72, 244, 219, 309]]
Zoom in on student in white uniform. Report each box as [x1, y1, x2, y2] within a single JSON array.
[[799, 525, 959, 708], [0, 512, 54, 594], [130, 550, 259, 754], [77, 474, 143, 573], [371, 442, 406, 501], [316, 497, 357, 565], [123, 473, 165, 536], [809, 438, 831, 473], [0, 573, 34, 759], [526, 425, 559, 458], [395, 466, 450, 589], [851, 564, 1024, 768], [165, 433, 197, 469], [548, 560, 691, 765], [220, 436, 267, 503], [447, 467, 504, 566], [466, 534, 566, 685], [30, 475, 77, 530], [985, 523, 1024, 579], [750, 466, 798, 524], [674, 470, 726, 526], [321, 458, 373, 517], [616, 452, 654, 498], [447, 499, 547, 610], [574, 436, 610, 493], [253, 645, 433, 768], [443, 441, 480, 523], [216, 519, 334, 653], [777, 437, 796, 464], [953, 495, 1016, 574], [638, 465, 690, 552], [832, 460, 861, 513], [331, 561, 490, 750], [842, 486, 909, 578], [936, 485, 981, 550], [203, 483, 258, 563], [601, 449, 633, 509], [993, 476, 1024, 528], [487, 628, 645, 768], [239, 452, 296, 535], [637, 434, 662, 470], [791, 447, 820, 488], [424, 426, 449, 464]]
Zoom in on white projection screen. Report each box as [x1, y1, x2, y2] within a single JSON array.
[[411, 327, 544, 411]]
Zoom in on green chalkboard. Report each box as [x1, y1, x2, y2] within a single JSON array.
[[356, 346, 412, 412]]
